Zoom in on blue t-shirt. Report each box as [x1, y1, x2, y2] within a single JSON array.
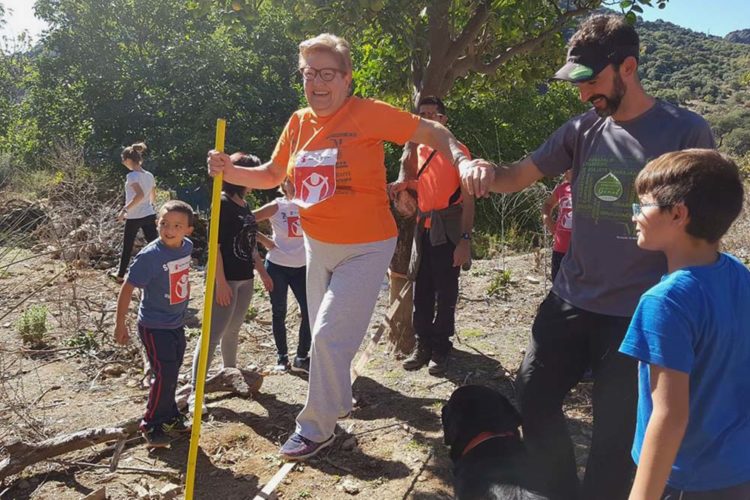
[[619, 253, 750, 491], [127, 238, 193, 329]]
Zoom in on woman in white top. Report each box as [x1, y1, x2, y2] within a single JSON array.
[[110, 142, 157, 283], [254, 177, 311, 373]]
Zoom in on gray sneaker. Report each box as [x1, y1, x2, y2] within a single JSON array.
[[402, 343, 431, 371], [291, 356, 310, 374], [279, 432, 334, 461], [428, 351, 449, 376]]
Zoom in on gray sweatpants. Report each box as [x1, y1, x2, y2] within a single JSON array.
[[295, 236, 396, 442], [191, 278, 254, 385]]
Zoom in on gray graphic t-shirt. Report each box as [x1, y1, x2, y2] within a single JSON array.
[[532, 100, 714, 316]]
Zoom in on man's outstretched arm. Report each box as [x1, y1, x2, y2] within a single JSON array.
[[460, 155, 545, 197]]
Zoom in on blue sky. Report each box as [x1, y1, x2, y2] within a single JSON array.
[[639, 0, 749, 37], [0, 0, 748, 42]]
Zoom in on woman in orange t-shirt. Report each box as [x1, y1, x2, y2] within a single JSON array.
[[208, 33, 493, 461]]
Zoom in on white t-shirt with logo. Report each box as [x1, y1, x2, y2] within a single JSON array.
[[267, 197, 305, 268], [125, 169, 156, 219]]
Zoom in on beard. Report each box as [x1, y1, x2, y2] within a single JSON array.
[[590, 72, 627, 118]]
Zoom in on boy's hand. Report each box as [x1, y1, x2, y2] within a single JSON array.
[[114, 323, 130, 345], [216, 279, 232, 307]]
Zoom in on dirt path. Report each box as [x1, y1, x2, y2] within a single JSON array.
[[1, 251, 593, 499]]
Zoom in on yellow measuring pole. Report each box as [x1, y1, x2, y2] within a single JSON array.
[[185, 118, 226, 500]]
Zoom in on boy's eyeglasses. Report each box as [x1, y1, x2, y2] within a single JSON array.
[[299, 67, 344, 82], [419, 111, 446, 119], [632, 203, 671, 217]]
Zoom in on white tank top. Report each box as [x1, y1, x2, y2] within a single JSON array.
[[125, 169, 156, 219], [267, 197, 306, 268]]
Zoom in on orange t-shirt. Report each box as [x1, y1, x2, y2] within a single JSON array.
[[416, 142, 471, 228], [271, 97, 420, 244]]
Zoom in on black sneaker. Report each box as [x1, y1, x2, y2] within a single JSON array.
[[403, 343, 431, 371], [291, 356, 310, 374], [162, 414, 191, 435], [142, 426, 171, 448], [428, 351, 449, 376], [273, 356, 291, 373]]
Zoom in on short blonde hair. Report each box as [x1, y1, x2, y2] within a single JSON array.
[[298, 33, 352, 73]]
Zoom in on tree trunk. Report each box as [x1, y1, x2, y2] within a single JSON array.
[[387, 205, 416, 355]]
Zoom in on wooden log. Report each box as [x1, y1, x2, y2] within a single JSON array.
[[0, 426, 130, 481], [0, 368, 263, 481]]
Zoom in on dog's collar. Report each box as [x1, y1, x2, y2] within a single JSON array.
[[461, 431, 517, 457]]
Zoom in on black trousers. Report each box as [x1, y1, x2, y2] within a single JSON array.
[[138, 325, 186, 429], [117, 214, 158, 278], [551, 250, 566, 281], [413, 230, 460, 355], [516, 292, 637, 500], [662, 480, 750, 499]]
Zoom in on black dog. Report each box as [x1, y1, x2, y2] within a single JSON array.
[[442, 385, 550, 500]]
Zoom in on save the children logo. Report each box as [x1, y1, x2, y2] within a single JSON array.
[[293, 148, 337, 208], [286, 215, 302, 238], [166, 255, 191, 305], [594, 172, 623, 202]]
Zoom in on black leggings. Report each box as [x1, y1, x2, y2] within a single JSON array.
[[117, 214, 158, 278]]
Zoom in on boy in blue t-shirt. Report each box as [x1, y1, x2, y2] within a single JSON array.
[[620, 149, 750, 499], [114, 200, 195, 448]]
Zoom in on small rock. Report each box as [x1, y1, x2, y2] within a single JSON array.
[[525, 275, 540, 284], [341, 437, 357, 451], [125, 379, 139, 388], [339, 478, 361, 495], [159, 483, 182, 499], [103, 363, 126, 377], [417, 475, 428, 482]]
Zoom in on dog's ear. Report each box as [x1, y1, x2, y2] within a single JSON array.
[[441, 402, 458, 446]]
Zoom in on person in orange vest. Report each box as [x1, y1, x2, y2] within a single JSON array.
[[390, 96, 475, 376]]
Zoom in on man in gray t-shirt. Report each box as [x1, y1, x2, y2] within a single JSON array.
[[459, 14, 714, 500]]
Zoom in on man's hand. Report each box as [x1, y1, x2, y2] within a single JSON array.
[[207, 150, 233, 177], [453, 239, 471, 268], [215, 279, 232, 307], [459, 158, 496, 198], [114, 323, 130, 345]]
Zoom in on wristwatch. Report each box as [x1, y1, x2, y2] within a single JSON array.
[[460, 232, 471, 240]]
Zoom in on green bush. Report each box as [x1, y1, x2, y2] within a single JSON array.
[[65, 330, 100, 354], [487, 269, 513, 298], [16, 304, 48, 348]]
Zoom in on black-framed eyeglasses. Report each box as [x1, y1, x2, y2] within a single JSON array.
[[632, 202, 671, 217], [419, 111, 446, 119], [299, 66, 344, 82]]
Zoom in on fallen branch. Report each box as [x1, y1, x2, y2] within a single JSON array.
[[0, 367, 262, 481], [50, 459, 179, 477]]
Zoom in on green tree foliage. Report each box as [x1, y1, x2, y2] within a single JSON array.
[[24, 0, 301, 191], [198, 0, 670, 104]]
